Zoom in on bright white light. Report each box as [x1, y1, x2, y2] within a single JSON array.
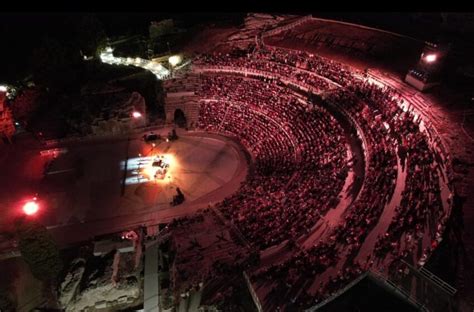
[[168, 55, 182, 67], [0, 85, 7, 92], [23, 201, 39, 216], [99, 48, 170, 79], [121, 156, 154, 170], [122, 154, 177, 185], [425, 54, 437, 63], [132, 111, 142, 119], [162, 154, 175, 166], [142, 155, 173, 180]]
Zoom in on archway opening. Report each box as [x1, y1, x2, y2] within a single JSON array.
[[174, 109, 187, 128]]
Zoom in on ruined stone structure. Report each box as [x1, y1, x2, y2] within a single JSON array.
[[163, 75, 200, 128], [0, 91, 15, 143]]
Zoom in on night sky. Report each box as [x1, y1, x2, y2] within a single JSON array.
[[0, 13, 81, 82]]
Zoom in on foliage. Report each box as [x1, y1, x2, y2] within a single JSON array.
[[9, 87, 43, 121], [83, 60, 141, 84], [77, 14, 108, 58], [149, 19, 175, 39], [0, 288, 16, 312], [115, 70, 163, 115], [15, 218, 63, 283], [31, 36, 83, 94]]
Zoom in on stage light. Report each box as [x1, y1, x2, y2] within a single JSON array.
[[138, 153, 175, 182], [168, 55, 182, 67], [23, 200, 39, 216], [132, 111, 142, 119], [0, 85, 7, 92], [425, 54, 437, 63], [162, 154, 175, 167], [142, 165, 156, 180]]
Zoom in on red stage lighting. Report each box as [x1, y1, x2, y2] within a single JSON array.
[[23, 200, 39, 216]]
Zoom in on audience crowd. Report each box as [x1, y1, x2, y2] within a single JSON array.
[[165, 44, 451, 309], [197, 74, 349, 249]]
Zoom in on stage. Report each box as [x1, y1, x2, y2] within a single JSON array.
[[0, 129, 248, 242]]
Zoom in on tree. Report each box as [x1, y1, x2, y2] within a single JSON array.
[[10, 88, 42, 122], [14, 218, 63, 284], [14, 218, 63, 308], [116, 70, 161, 115], [0, 288, 16, 312], [31, 36, 83, 94], [77, 14, 108, 58], [149, 19, 175, 40]]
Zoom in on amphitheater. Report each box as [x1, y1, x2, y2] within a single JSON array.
[[157, 15, 472, 312]]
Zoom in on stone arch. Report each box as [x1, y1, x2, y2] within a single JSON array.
[[164, 99, 199, 128], [174, 109, 187, 127]]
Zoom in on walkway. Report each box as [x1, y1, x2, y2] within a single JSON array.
[[144, 241, 160, 312], [355, 146, 407, 263]]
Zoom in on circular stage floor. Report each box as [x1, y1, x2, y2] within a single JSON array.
[[121, 131, 246, 215], [11, 129, 249, 236]]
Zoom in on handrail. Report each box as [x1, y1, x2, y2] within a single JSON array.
[[243, 271, 263, 312]]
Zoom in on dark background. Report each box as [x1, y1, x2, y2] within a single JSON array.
[[0, 12, 473, 83], [0, 13, 246, 82]]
